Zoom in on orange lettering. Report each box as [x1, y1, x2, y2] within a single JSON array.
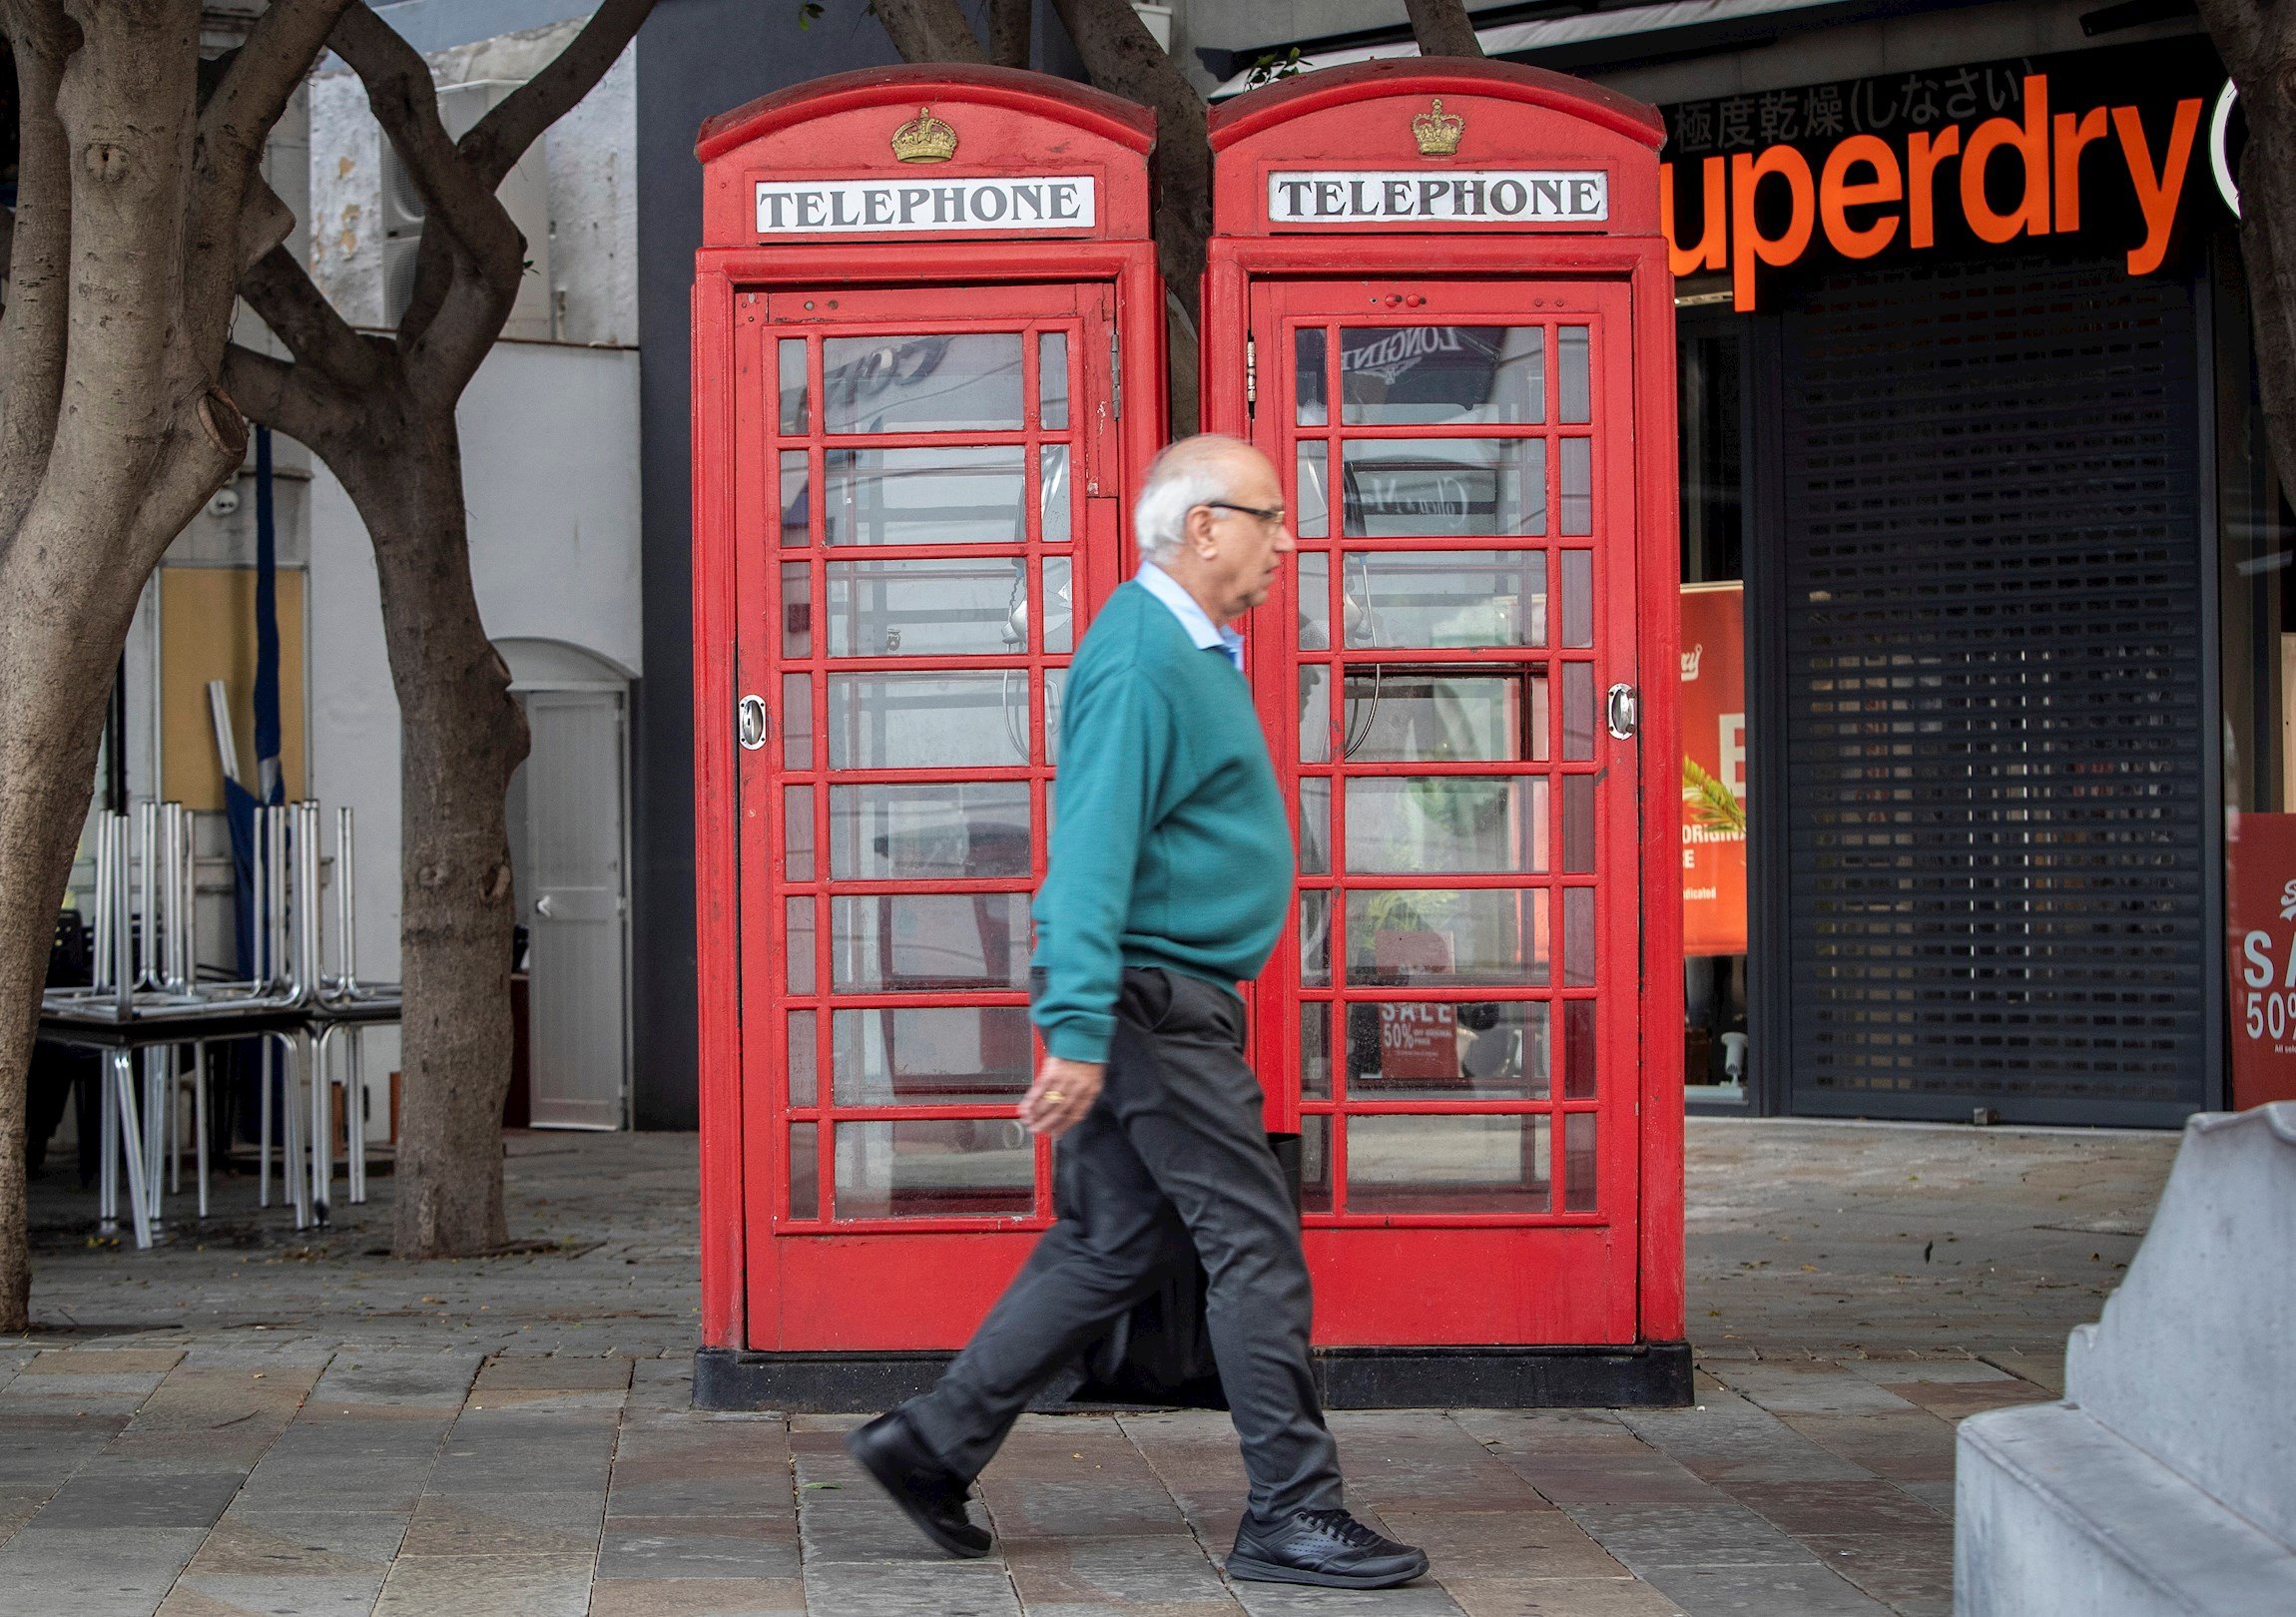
[[1908, 127, 1962, 249], [2114, 99, 2202, 275], [2052, 106, 2109, 232], [1820, 135, 1902, 260], [1731, 146, 1815, 311], [1962, 74, 2050, 244], [1662, 158, 1728, 274]]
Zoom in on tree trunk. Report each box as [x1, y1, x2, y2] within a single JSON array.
[[335, 409, 529, 1257]]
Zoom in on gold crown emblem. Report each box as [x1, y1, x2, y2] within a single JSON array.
[[1412, 98, 1465, 158], [890, 106, 957, 164]]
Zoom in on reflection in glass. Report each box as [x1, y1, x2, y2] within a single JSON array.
[[1560, 438, 1592, 536], [1343, 671, 1531, 763], [789, 1122, 820, 1218], [827, 558, 1026, 658], [1039, 444, 1071, 544], [828, 673, 1030, 769], [779, 338, 809, 434], [826, 447, 1026, 546], [1561, 776, 1593, 873], [835, 1119, 1035, 1219], [1300, 889, 1331, 987], [782, 673, 813, 769], [832, 892, 1031, 991], [1299, 665, 1331, 763], [1297, 441, 1330, 539], [1343, 438, 1545, 537], [1299, 776, 1331, 875], [785, 785, 815, 882], [1042, 555, 1073, 653], [1559, 326, 1590, 423], [1339, 550, 1545, 648], [1346, 887, 1547, 985], [1563, 998, 1596, 1098], [786, 895, 815, 994], [834, 1006, 1034, 1105], [1347, 777, 1545, 872], [1038, 330, 1069, 429], [1297, 555, 1332, 658], [1564, 1112, 1596, 1212], [1044, 666, 1065, 768], [1563, 887, 1595, 987], [788, 1010, 818, 1107], [1562, 663, 1595, 761], [824, 332, 1023, 432], [1302, 1002, 1332, 1098], [1341, 326, 1543, 425], [1347, 1000, 1548, 1098], [1299, 1114, 1334, 1212], [1346, 1114, 1549, 1214], [781, 450, 811, 547], [1560, 550, 1592, 646], [782, 562, 813, 656], [831, 783, 1030, 880], [1295, 326, 1328, 425]]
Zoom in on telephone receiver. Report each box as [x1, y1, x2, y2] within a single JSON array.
[[1002, 558, 1072, 648]]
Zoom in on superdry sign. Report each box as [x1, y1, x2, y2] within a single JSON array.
[[1661, 38, 2234, 310], [754, 176, 1097, 235]]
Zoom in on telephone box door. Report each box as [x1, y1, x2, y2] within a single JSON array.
[[1251, 276, 1644, 1347]]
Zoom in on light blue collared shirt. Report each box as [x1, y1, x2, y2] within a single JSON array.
[[1135, 562, 1245, 672]]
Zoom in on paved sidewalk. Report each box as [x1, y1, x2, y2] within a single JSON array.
[[0, 1118, 2179, 1615]]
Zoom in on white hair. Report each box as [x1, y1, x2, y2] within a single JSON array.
[[1132, 434, 1256, 563]]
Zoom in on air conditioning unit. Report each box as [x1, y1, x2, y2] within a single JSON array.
[[379, 79, 553, 340]]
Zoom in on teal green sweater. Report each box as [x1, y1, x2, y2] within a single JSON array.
[[1031, 580, 1294, 1062]]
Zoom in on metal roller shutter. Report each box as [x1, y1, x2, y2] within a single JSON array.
[[1779, 254, 2209, 1125]]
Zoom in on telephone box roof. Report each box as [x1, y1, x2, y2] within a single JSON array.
[[1207, 56, 1663, 153], [697, 63, 1156, 163]]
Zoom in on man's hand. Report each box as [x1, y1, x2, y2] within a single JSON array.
[[1020, 1054, 1104, 1140]]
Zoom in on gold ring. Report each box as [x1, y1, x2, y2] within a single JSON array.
[[1044, 1090, 1064, 1103]]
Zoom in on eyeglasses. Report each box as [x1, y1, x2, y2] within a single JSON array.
[[1201, 499, 1288, 527]]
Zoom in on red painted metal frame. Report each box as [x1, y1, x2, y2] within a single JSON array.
[[1201, 61, 1684, 1348], [694, 69, 1163, 1353]]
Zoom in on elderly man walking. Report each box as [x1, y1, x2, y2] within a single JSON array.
[[848, 435, 1430, 1590]]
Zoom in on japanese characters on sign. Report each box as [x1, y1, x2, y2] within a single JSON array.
[[754, 175, 1097, 235], [1267, 170, 1608, 226]]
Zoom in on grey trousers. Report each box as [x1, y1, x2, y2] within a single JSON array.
[[902, 967, 1345, 1526]]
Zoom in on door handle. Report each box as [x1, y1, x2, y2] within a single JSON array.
[[1606, 683, 1639, 741], [737, 694, 769, 751], [534, 894, 556, 919]]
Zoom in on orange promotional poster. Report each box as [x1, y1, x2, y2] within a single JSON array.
[[1680, 584, 1746, 956], [2224, 810, 2296, 1109]]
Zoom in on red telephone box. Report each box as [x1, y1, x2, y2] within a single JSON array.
[[690, 68, 1165, 1404], [1204, 60, 1687, 1401]]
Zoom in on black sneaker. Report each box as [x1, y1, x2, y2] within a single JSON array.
[[1227, 1507, 1431, 1588], [845, 1409, 991, 1558]]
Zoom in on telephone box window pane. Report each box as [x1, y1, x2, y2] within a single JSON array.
[[1561, 664, 1595, 761], [1298, 552, 1331, 649], [1044, 667, 1066, 767], [832, 893, 1031, 991], [785, 896, 816, 994], [1042, 555, 1073, 653], [1039, 444, 1072, 544], [1343, 438, 1545, 537], [834, 1120, 1035, 1219], [1558, 326, 1591, 423], [1340, 326, 1543, 425], [1561, 775, 1593, 874], [789, 1123, 820, 1218], [1347, 778, 1544, 872], [1302, 1002, 1332, 1098], [1297, 441, 1330, 538], [1300, 665, 1332, 763], [1299, 776, 1331, 875], [826, 447, 1027, 546], [1563, 998, 1596, 1098], [1348, 1000, 1548, 1099], [1560, 551, 1592, 647], [834, 1006, 1034, 1105], [830, 783, 1031, 880], [827, 558, 1023, 658], [1299, 1114, 1334, 1211], [782, 562, 813, 656], [828, 674, 1029, 769], [1343, 672, 1532, 763], [784, 785, 815, 881], [1560, 439, 1592, 537], [781, 451, 811, 547], [1347, 888, 1547, 986], [787, 1010, 818, 1107], [782, 674, 813, 769], [1564, 1112, 1596, 1212], [778, 338, 809, 434], [1346, 1114, 1548, 1214], [1300, 890, 1331, 987], [1038, 331, 1069, 430], [1340, 550, 1545, 648], [1563, 887, 1595, 987], [1295, 326, 1329, 425], [823, 332, 1024, 433]]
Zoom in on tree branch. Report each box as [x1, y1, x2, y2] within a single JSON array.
[[223, 340, 369, 449], [988, 0, 1030, 69], [200, 0, 351, 198], [1405, 0, 1484, 57], [0, 0, 78, 560], [459, 0, 657, 187], [240, 242, 386, 388], [868, 0, 987, 64]]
